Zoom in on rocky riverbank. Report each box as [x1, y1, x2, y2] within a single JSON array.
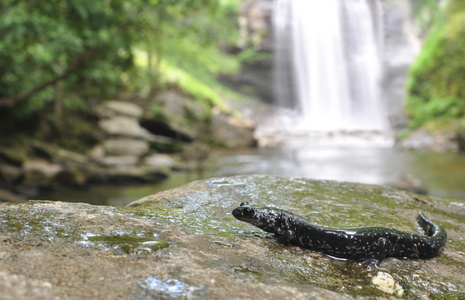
[[397, 127, 465, 152], [0, 92, 256, 202], [0, 175, 464, 299]]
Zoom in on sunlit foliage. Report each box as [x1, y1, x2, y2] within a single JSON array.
[[406, 0, 465, 128], [0, 0, 240, 134]]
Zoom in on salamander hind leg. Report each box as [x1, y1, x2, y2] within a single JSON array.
[[359, 237, 389, 270]]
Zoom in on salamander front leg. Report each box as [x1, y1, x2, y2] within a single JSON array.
[[359, 237, 389, 270], [275, 230, 295, 245]]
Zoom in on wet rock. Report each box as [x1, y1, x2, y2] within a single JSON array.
[[371, 272, 403, 297], [142, 154, 175, 170], [96, 100, 144, 119], [98, 155, 139, 168], [1, 176, 464, 299], [102, 139, 150, 157], [392, 173, 428, 195], [139, 118, 194, 143], [0, 147, 27, 166], [146, 91, 205, 140], [98, 116, 176, 146], [0, 163, 23, 186], [125, 176, 465, 298], [0, 271, 56, 299], [457, 131, 465, 152], [448, 202, 465, 215], [30, 140, 90, 165], [146, 91, 256, 149], [89, 165, 168, 184], [52, 167, 88, 186], [153, 91, 200, 119], [22, 159, 63, 186], [0, 201, 166, 299], [99, 116, 155, 140], [0, 188, 25, 202], [399, 128, 459, 152], [178, 142, 212, 171], [211, 114, 256, 148], [87, 144, 105, 160], [398, 128, 434, 150]]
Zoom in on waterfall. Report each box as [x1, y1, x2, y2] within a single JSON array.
[[273, 0, 388, 131]]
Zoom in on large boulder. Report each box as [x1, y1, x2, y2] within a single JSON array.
[[145, 91, 206, 141], [0, 176, 464, 299], [146, 91, 256, 149]]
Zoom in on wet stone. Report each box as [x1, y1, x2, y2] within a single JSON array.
[[0, 175, 464, 299]]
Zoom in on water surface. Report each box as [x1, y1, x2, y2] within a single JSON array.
[[39, 134, 465, 206]]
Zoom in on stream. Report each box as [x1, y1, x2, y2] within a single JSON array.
[[38, 133, 465, 206]]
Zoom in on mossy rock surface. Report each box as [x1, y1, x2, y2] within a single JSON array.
[[1, 175, 464, 299]]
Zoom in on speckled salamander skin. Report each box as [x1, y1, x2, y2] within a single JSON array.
[[232, 202, 447, 266]]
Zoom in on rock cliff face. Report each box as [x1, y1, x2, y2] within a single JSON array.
[[1, 175, 464, 299], [381, 0, 418, 129], [220, 0, 275, 103]]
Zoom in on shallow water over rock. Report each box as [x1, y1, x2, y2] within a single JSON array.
[[2, 175, 463, 298]]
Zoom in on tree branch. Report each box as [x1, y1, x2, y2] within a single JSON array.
[[0, 47, 100, 107]]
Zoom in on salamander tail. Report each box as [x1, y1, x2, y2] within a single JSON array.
[[417, 211, 447, 248]]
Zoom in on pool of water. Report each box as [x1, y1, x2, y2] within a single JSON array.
[[38, 133, 465, 206], [214, 141, 465, 200]]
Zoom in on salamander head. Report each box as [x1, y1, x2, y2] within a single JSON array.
[[232, 202, 283, 234]]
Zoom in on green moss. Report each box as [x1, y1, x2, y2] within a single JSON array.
[[232, 265, 264, 282], [0, 202, 169, 255], [86, 234, 169, 254], [429, 292, 465, 300], [436, 252, 465, 269], [151, 104, 167, 120], [0, 204, 82, 243]]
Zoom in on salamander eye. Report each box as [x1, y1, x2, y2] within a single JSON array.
[[240, 201, 249, 207], [242, 206, 253, 216]]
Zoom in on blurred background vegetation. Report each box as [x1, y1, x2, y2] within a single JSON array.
[[1, 0, 465, 140], [0, 0, 245, 145], [406, 0, 465, 130]]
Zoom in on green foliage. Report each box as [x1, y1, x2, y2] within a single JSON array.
[[406, 1, 465, 128], [237, 48, 272, 64], [139, 0, 242, 109], [0, 0, 242, 141], [0, 0, 145, 121]]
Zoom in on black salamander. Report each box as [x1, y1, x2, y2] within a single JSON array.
[[232, 202, 447, 267]]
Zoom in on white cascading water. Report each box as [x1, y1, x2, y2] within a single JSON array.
[[273, 0, 388, 132]]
